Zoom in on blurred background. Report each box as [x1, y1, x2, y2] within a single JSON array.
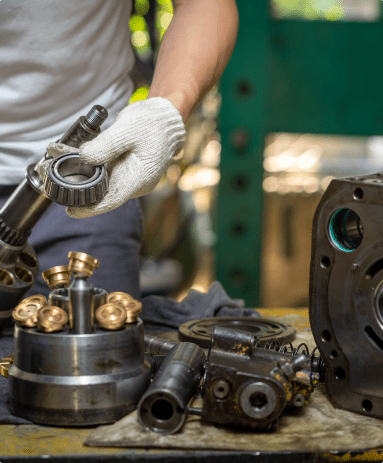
[[131, 0, 383, 308]]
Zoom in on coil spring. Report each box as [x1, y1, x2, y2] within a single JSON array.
[[254, 338, 326, 383]]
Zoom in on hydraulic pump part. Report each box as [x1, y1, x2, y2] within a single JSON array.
[[44, 153, 109, 207], [68, 251, 99, 278], [0, 354, 14, 378], [107, 292, 134, 304], [95, 303, 127, 330], [310, 173, 383, 419], [137, 342, 206, 434], [9, 320, 151, 426], [115, 299, 142, 324], [42, 265, 72, 290], [37, 306, 68, 333], [13, 302, 40, 328]]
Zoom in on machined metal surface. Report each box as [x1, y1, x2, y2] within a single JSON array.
[[0, 354, 14, 378], [69, 273, 94, 334], [137, 342, 206, 434], [37, 306, 68, 333], [95, 303, 127, 330], [179, 316, 296, 348], [200, 327, 317, 431], [9, 320, 151, 426], [49, 286, 107, 317], [42, 265, 72, 289], [144, 334, 178, 356], [309, 173, 383, 419], [68, 251, 99, 278], [44, 152, 109, 206]]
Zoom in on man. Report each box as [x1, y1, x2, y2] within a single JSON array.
[[0, 0, 239, 298]]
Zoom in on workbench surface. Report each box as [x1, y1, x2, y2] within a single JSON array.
[[1, 309, 383, 463]]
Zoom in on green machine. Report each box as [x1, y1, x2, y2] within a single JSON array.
[[216, 1, 383, 306]]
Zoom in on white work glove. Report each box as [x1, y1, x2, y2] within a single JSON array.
[[66, 97, 186, 218]]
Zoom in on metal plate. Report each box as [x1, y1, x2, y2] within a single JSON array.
[[178, 317, 296, 348]]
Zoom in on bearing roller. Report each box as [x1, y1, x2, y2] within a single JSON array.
[[44, 153, 109, 207]]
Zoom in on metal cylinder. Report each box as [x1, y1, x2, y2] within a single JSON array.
[[9, 320, 151, 426], [69, 274, 94, 334], [137, 342, 206, 434], [49, 287, 107, 319], [144, 334, 178, 355]]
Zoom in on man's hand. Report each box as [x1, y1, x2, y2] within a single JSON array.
[[66, 97, 185, 219]]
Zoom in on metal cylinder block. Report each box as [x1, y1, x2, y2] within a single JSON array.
[[9, 319, 151, 426]]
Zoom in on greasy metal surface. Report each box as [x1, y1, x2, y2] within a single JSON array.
[[179, 316, 296, 347], [200, 326, 315, 430], [309, 174, 383, 419]]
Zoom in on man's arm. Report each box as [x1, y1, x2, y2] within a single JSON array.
[[147, 0, 239, 123]]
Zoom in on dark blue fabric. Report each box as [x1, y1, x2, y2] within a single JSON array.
[[0, 186, 143, 299]]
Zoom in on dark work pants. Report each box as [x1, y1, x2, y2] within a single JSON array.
[[0, 186, 143, 300]]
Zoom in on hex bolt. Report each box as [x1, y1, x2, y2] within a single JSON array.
[[42, 265, 72, 290], [212, 379, 230, 399]]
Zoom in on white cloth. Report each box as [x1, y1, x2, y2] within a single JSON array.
[[0, 0, 134, 184], [67, 97, 186, 218]]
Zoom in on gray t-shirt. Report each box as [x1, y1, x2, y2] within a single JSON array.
[[0, 0, 134, 184]]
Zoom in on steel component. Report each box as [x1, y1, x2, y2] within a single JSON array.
[[44, 153, 109, 207], [144, 334, 178, 355], [0, 107, 107, 330], [42, 265, 72, 290], [95, 303, 127, 330], [37, 306, 68, 333], [137, 342, 206, 434], [68, 272, 94, 334], [9, 320, 151, 426], [309, 174, 383, 419], [178, 316, 296, 348], [0, 354, 14, 378], [48, 286, 107, 318], [201, 327, 317, 431], [68, 251, 99, 278]]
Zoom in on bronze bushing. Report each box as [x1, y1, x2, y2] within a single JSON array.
[[0, 354, 14, 378], [42, 265, 72, 290], [12, 295, 47, 328], [107, 292, 133, 304], [67, 251, 100, 278], [37, 306, 69, 333], [95, 303, 127, 330], [117, 299, 142, 324]]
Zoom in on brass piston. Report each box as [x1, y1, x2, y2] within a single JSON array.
[[95, 303, 127, 330], [68, 251, 100, 278], [107, 292, 133, 304], [12, 294, 47, 328], [42, 265, 72, 290], [0, 354, 14, 378], [37, 305, 68, 333], [118, 299, 142, 324]]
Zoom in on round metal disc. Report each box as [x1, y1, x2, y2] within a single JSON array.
[[178, 317, 296, 348]]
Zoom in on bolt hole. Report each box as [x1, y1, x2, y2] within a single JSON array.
[[249, 392, 268, 410], [321, 330, 331, 343], [354, 188, 364, 200], [330, 350, 338, 359], [362, 399, 372, 412], [320, 256, 331, 269], [334, 367, 346, 381]]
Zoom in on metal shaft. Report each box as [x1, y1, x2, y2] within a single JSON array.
[[137, 342, 206, 434], [69, 274, 94, 334], [144, 334, 178, 355]]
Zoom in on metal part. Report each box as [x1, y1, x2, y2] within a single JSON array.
[[95, 303, 127, 330], [310, 173, 383, 419], [144, 334, 178, 355], [178, 316, 296, 348], [44, 152, 109, 206], [68, 272, 94, 334], [37, 306, 68, 333], [0, 354, 14, 378], [107, 292, 134, 303], [12, 297, 44, 328], [48, 286, 107, 318], [9, 320, 151, 426], [68, 251, 99, 278], [0, 106, 107, 330], [200, 327, 317, 431], [42, 265, 72, 289], [119, 299, 142, 324], [137, 342, 206, 434]]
